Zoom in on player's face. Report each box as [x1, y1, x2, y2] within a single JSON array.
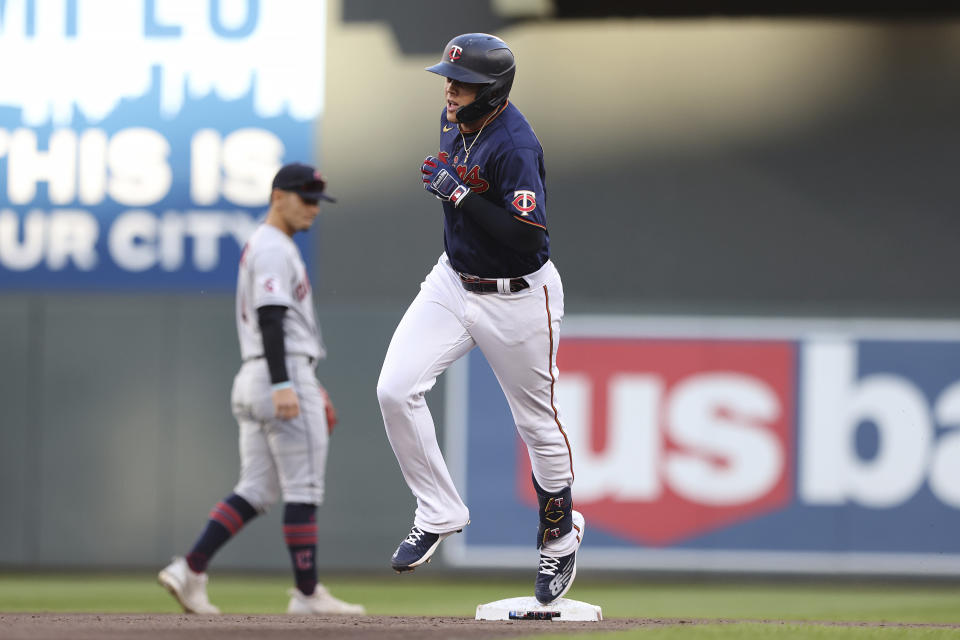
[[444, 77, 483, 123], [290, 193, 321, 231], [274, 190, 320, 234]]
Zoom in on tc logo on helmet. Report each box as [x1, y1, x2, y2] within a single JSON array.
[[512, 190, 536, 214], [448, 45, 463, 61]]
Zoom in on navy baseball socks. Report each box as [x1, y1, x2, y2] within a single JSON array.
[[391, 523, 465, 572], [185, 494, 258, 573], [283, 503, 366, 615], [532, 476, 584, 604], [283, 503, 319, 596]]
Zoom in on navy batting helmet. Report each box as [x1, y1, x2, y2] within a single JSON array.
[[425, 33, 515, 124]]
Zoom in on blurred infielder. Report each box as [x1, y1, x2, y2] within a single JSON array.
[[159, 163, 364, 616], [377, 33, 583, 604]]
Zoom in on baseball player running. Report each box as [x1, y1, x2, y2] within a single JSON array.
[[376, 33, 583, 605], [158, 163, 365, 616]]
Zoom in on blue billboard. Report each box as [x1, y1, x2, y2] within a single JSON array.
[[443, 316, 960, 575], [0, 0, 326, 290]]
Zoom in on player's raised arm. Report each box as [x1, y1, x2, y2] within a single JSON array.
[[421, 153, 546, 252]]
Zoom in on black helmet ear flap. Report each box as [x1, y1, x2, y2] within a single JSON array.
[[426, 33, 516, 123], [455, 78, 512, 124]]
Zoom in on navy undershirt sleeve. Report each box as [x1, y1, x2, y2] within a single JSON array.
[[459, 194, 545, 253], [257, 305, 288, 385]]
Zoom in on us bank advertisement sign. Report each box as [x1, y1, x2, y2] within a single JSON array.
[[444, 316, 960, 575], [0, 0, 325, 290]]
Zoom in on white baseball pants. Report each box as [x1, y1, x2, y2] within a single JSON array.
[[377, 254, 574, 534]]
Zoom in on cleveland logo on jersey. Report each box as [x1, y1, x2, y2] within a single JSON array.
[[295, 276, 311, 301], [512, 190, 537, 214]]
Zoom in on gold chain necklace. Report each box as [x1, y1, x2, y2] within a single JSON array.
[[459, 104, 503, 163]]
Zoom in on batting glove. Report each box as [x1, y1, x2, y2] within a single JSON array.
[[421, 155, 470, 207]]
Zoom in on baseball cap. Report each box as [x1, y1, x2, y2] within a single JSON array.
[[272, 162, 336, 202]]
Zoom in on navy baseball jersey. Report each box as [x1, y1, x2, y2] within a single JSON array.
[[437, 101, 549, 278]]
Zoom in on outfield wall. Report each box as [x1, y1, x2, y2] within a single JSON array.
[[1, 1, 959, 575]]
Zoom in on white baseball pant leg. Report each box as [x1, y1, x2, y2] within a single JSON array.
[[377, 260, 475, 533], [378, 255, 573, 535], [468, 259, 574, 495]]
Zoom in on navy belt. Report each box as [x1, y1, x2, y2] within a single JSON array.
[[458, 272, 530, 294]]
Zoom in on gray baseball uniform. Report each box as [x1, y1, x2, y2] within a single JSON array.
[[158, 163, 365, 616], [232, 223, 329, 508]]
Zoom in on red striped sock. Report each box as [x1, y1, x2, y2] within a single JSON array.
[[186, 494, 257, 573], [284, 503, 318, 595]]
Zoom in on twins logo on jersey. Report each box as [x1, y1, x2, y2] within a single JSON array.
[[512, 190, 537, 215], [438, 152, 492, 194], [457, 165, 490, 193]]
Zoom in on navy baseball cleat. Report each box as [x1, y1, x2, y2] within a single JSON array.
[[535, 510, 585, 604], [391, 525, 462, 572]]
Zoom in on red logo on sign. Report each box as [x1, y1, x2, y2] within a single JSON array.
[[449, 45, 463, 61], [518, 338, 795, 545]]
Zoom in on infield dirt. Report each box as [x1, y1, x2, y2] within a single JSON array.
[[0, 614, 661, 639], [4, 614, 960, 640]]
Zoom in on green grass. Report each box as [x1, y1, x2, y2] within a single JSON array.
[[2, 573, 959, 640], [567, 581, 960, 624], [530, 626, 960, 640]]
